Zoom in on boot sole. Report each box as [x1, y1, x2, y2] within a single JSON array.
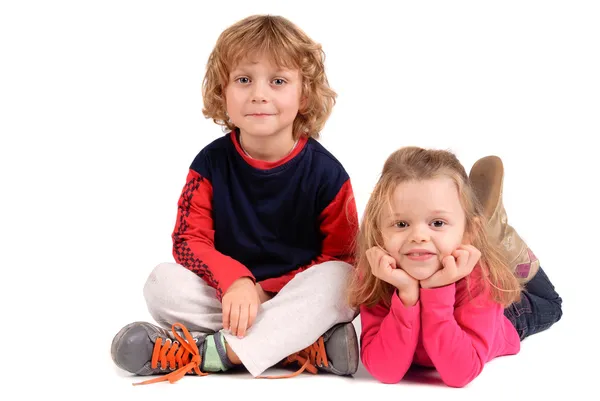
[[469, 155, 504, 219]]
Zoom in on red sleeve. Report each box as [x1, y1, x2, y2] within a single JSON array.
[[258, 178, 358, 293], [419, 271, 518, 388], [172, 169, 255, 300], [359, 293, 420, 384]]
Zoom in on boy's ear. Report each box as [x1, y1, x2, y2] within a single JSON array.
[[299, 96, 308, 112], [299, 82, 309, 112]]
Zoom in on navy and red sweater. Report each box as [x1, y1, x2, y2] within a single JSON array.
[[171, 130, 358, 300]]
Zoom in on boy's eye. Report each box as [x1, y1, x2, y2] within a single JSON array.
[[431, 220, 445, 228], [273, 78, 286, 85], [236, 77, 250, 84]]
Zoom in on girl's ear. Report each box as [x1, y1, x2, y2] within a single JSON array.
[[464, 216, 481, 245]]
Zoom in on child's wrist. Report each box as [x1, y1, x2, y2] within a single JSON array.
[[395, 287, 419, 307]]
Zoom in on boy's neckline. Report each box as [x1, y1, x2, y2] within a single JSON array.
[[231, 130, 308, 170], [240, 135, 299, 161]]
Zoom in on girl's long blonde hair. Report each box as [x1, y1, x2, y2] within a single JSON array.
[[202, 15, 336, 139], [348, 147, 522, 309]]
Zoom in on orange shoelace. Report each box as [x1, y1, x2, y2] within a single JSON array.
[[258, 336, 329, 379], [133, 323, 208, 385]]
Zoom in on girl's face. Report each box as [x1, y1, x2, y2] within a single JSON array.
[[380, 177, 467, 281]]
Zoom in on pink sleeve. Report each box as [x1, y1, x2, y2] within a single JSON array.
[[419, 281, 508, 388], [359, 292, 420, 384]]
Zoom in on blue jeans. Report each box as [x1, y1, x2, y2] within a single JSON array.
[[504, 267, 563, 340]]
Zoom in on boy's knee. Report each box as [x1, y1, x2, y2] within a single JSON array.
[[308, 261, 355, 312], [143, 262, 178, 307], [318, 260, 353, 279], [307, 261, 353, 292]]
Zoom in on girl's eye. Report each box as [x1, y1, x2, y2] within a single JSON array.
[[431, 220, 445, 228], [394, 221, 408, 228]]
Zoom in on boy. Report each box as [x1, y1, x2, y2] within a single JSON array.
[[111, 14, 359, 385]]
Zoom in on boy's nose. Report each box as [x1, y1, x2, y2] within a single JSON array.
[[251, 82, 268, 103]]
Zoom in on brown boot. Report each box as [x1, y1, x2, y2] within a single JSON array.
[[469, 155, 540, 284]]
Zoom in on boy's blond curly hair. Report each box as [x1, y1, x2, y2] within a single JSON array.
[[202, 15, 336, 139]]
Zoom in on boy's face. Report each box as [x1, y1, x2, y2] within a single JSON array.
[[225, 54, 303, 141], [380, 178, 467, 281]]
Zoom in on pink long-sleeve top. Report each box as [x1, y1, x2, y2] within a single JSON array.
[[359, 266, 521, 388]]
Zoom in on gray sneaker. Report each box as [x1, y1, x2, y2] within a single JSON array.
[[320, 322, 359, 375], [279, 322, 359, 377], [111, 321, 207, 384]]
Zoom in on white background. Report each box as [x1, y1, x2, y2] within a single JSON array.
[[1, 1, 598, 399]]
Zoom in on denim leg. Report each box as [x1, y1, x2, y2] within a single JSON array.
[[504, 267, 563, 340]]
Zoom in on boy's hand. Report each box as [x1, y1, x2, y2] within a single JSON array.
[[366, 246, 419, 306], [222, 277, 260, 338], [420, 245, 481, 289], [255, 283, 273, 303]]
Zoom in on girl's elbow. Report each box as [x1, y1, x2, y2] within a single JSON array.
[[362, 359, 408, 384], [440, 367, 482, 388], [442, 375, 474, 388], [371, 370, 406, 384]]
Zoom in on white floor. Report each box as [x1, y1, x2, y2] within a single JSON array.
[[70, 264, 585, 401], [91, 298, 588, 401], [14, 252, 587, 400]]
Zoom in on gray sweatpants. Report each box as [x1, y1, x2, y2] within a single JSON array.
[[143, 261, 357, 377]]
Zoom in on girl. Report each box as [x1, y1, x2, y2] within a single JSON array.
[[348, 147, 562, 388]]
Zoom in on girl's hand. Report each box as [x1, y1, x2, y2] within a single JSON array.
[[420, 245, 481, 289], [366, 246, 419, 306]]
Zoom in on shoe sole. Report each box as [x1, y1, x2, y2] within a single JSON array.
[[343, 322, 359, 375], [469, 155, 504, 219]]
